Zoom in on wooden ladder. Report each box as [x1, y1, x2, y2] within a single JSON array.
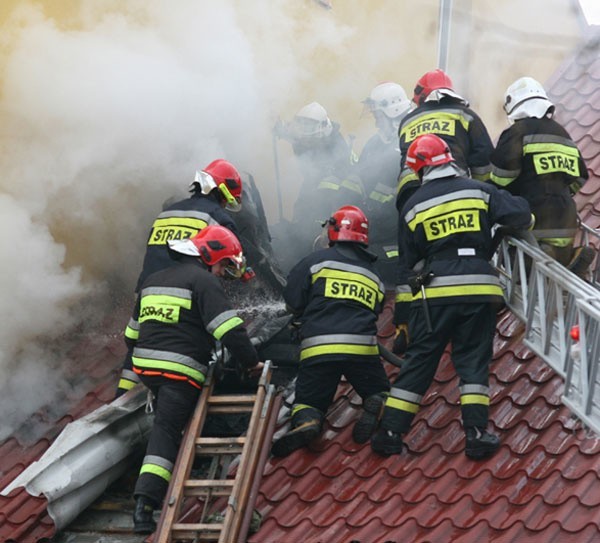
[[154, 360, 279, 543]]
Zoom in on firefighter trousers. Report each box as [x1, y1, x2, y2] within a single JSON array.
[[295, 356, 390, 414], [134, 376, 201, 506], [380, 302, 496, 434]]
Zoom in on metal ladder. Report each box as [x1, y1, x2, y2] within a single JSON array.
[[154, 360, 279, 543]]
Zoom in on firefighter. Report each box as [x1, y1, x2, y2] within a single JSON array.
[[129, 225, 261, 533], [271, 205, 390, 458], [116, 159, 245, 397], [371, 134, 533, 459], [392, 68, 495, 355], [358, 81, 412, 287], [490, 76, 592, 274], [397, 68, 494, 206], [272, 102, 361, 270]]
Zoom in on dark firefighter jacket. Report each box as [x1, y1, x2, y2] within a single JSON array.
[[394, 174, 532, 324], [283, 243, 385, 363], [489, 116, 588, 246], [396, 99, 494, 208], [358, 132, 400, 251], [125, 258, 258, 388], [135, 193, 237, 292]]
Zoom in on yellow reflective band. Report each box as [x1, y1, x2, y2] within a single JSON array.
[[369, 191, 394, 204], [397, 173, 419, 192], [386, 396, 420, 414], [341, 179, 363, 194], [132, 356, 206, 383], [148, 217, 208, 246], [318, 180, 340, 191], [524, 142, 580, 177], [538, 237, 574, 248], [395, 291, 413, 303], [312, 269, 384, 303], [324, 278, 378, 309], [412, 284, 504, 300], [407, 198, 488, 232], [139, 294, 192, 324], [291, 403, 315, 416], [401, 112, 467, 143], [490, 173, 515, 187], [300, 343, 379, 361], [385, 249, 399, 258], [140, 463, 172, 482], [460, 394, 490, 406], [118, 378, 137, 391], [523, 142, 580, 156], [125, 325, 139, 341], [471, 172, 490, 182], [213, 316, 244, 340]]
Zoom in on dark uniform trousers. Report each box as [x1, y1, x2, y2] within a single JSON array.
[[134, 376, 201, 505], [380, 302, 496, 434], [295, 355, 390, 414]]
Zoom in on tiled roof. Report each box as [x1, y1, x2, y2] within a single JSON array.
[[246, 302, 600, 543], [546, 27, 600, 234], [0, 309, 128, 543], [1, 29, 600, 543]]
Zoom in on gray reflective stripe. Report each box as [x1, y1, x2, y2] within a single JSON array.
[[140, 286, 193, 300], [491, 165, 520, 179], [429, 274, 501, 287], [470, 164, 491, 175], [459, 384, 489, 395], [390, 388, 422, 403], [395, 284, 412, 295], [132, 347, 207, 373], [142, 454, 174, 472], [301, 334, 378, 349], [309, 260, 384, 292], [206, 310, 239, 335], [523, 134, 578, 147], [121, 369, 140, 382], [404, 189, 491, 223], [156, 210, 218, 224], [127, 318, 140, 332], [533, 228, 577, 238]]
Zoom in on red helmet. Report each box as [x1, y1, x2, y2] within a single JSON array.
[[327, 205, 369, 246], [168, 225, 246, 279], [412, 69, 454, 105], [192, 159, 243, 212], [406, 134, 454, 174]]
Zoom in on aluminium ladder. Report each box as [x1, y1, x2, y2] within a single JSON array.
[[154, 360, 279, 543]]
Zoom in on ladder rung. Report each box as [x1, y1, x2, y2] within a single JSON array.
[[171, 522, 224, 540], [208, 405, 254, 414], [183, 479, 235, 496], [207, 394, 256, 405], [195, 444, 244, 456]]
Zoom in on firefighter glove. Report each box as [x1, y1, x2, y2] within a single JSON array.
[[393, 324, 410, 355]]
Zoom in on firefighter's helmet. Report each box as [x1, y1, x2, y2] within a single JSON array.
[[406, 134, 454, 174], [413, 69, 462, 106], [503, 76, 554, 121], [190, 159, 243, 212], [327, 205, 369, 246], [363, 82, 411, 119], [168, 225, 246, 279], [292, 102, 333, 138]]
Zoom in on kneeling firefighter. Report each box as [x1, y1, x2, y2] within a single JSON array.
[[128, 225, 262, 534], [271, 205, 391, 458]]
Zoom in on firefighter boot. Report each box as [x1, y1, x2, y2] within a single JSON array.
[[465, 427, 500, 459], [133, 496, 157, 534], [567, 246, 596, 280], [370, 427, 404, 457], [271, 407, 323, 457], [353, 392, 387, 444]]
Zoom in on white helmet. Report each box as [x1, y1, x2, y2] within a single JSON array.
[[292, 101, 333, 138], [364, 82, 411, 119], [503, 77, 554, 121]]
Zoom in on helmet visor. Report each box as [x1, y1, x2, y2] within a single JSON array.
[[222, 253, 246, 280]]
